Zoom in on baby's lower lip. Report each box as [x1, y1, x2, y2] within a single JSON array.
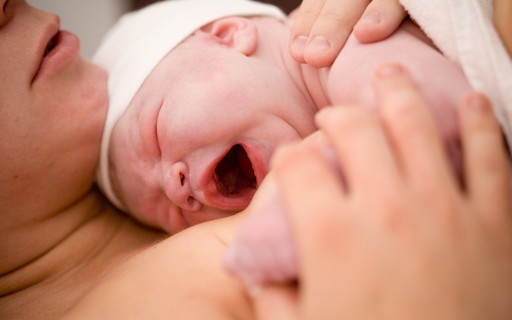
[[242, 142, 268, 187]]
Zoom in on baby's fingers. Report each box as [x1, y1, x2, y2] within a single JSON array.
[[354, 0, 406, 43]]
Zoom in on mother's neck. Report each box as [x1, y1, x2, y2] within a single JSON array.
[[0, 188, 162, 318]]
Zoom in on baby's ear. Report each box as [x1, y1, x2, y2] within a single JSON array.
[[199, 17, 258, 55]]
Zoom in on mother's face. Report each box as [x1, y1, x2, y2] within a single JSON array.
[[0, 0, 108, 215]]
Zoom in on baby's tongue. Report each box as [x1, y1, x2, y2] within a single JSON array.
[[216, 145, 256, 196]]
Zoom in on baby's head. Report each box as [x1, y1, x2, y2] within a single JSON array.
[[94, 0, 317, 233]]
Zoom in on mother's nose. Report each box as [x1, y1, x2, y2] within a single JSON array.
[[164, 162, 202, 211], [0, 0, 10, 26]]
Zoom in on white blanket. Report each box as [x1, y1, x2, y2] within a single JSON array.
[[401, 0, 512, 149]]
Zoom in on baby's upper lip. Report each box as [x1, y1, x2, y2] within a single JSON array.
[[199, 142, 268, 210]]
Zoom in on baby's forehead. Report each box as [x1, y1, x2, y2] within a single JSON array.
[[136, 40, 215, 98], [131, 47, 188, 105]]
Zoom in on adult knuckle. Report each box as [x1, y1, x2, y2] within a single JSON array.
[[329, 108, 377, 137], [319, 10, 354, 27], [384, 95, 427, 135]]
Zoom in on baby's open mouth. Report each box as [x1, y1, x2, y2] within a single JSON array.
[[214, 144, 257, 197]]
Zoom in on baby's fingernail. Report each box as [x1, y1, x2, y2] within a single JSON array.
[[375, 63, 404, 78], [291, 35, 308, 53], [309, 36, 331, 51], [359, 11, 381, 25]]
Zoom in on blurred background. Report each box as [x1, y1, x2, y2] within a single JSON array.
[[27, 0, 300, 59]]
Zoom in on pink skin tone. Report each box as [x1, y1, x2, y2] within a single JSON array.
[[109, 15, 470, 236], [228, 2, 512, 291], [110, 17, 318, 233], [224, 29, 472, 288], [289, 0, 406, 67]]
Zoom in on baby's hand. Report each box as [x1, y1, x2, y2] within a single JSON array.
[[223, 175, 298, 294], [290, 0, 406, 67]]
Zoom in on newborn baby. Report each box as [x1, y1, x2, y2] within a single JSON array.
[[224, 0, 512, 292], [94, 0, 470, 235]]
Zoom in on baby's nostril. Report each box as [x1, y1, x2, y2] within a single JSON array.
[[187, 196, 195, 207], [180, 173, 185, 186]]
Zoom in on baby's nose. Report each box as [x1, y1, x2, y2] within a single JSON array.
[[166, 162, 201, 211]]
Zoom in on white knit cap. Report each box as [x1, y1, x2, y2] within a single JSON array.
[[93, 0, 286, 209]]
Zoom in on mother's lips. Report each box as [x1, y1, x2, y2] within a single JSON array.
[[32, 30, 79, 84], [43, 32, 59, 56]]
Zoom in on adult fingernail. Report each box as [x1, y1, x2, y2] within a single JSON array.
[[467, 93, 490, 113], [375, 63, 404, 78], [291, 35, 308, 53], [359, 11, 381, 25], [309, 36, 331, 51]]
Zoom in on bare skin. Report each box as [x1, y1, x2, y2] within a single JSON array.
[[494, 0, 512, 56], [254, 65, 512, 320], [3, 1, 509, 319], [109, 13, 470, 235], [289, 0, 406, 67]]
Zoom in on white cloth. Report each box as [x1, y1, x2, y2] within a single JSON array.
[[401, 0, 512, 150], [93, 0, 286, 209]]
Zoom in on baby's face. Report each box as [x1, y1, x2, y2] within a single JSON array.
[[109, 40, 317, 234]]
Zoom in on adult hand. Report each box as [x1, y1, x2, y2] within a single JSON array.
[[290, 0, 406, 67], [493, 0, 512, 57], [255, 64, 512, 319]]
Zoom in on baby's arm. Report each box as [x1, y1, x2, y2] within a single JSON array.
[[326, 20, 470, 115]]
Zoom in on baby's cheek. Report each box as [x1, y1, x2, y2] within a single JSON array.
[[223, 194, 298, 292]]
